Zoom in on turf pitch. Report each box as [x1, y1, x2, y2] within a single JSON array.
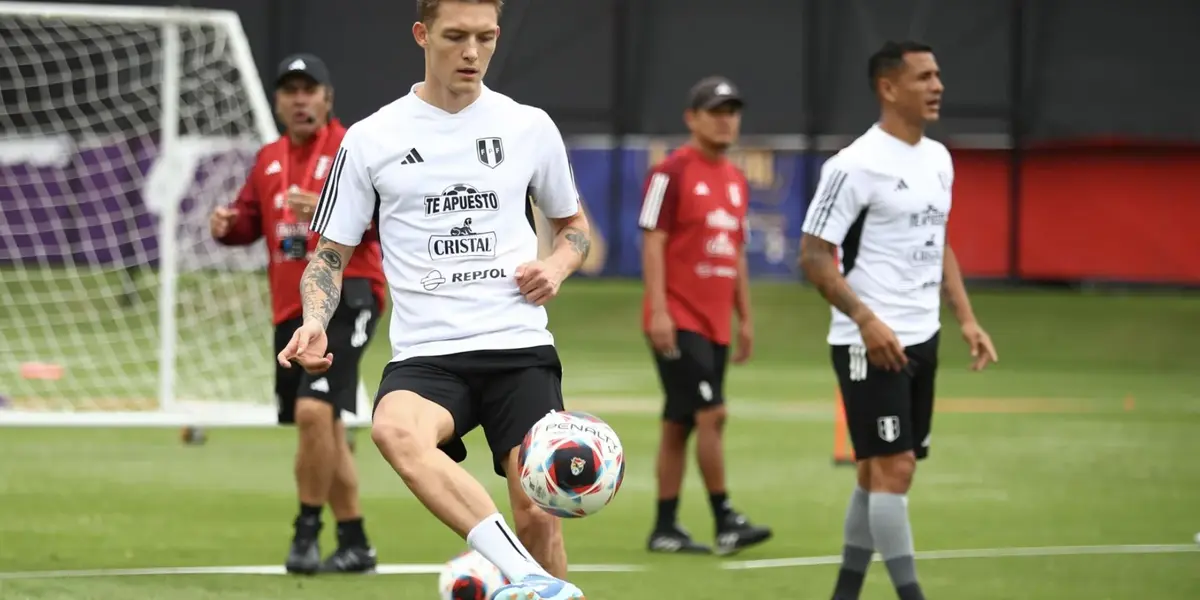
[[1, 279, 1198, 599]]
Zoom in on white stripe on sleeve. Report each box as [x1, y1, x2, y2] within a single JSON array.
[[637, 172, 670, 229], [311, 146, 348, 235]]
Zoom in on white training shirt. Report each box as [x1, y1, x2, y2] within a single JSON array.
[[311, 83, 580, 363], [801, 124, 954, 347]]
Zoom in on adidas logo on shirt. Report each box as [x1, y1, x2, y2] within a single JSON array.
[[895, 178, 909, 191], [400, 148, 424, 165]]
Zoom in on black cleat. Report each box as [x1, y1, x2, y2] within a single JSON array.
[[285, 516, 322, 575], [714, 511, 772, 556], [319, 545, 378, 574], [286, 538, 321, 574], [647, 525, 713, 554]]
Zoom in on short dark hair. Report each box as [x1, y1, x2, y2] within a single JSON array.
[[417, 0, 503, 23], [867, 40, 933, 92]]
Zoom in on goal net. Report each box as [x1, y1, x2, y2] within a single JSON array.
[[0, 2, 367, 426]]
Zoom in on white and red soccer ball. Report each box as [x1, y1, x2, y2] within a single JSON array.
[[518, 410, 625, 518], [438, 549, 508, 600]]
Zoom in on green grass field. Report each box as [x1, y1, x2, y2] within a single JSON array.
[[2, 279, 1199, 599]]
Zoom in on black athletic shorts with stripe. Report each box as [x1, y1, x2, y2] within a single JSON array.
[[831, 332, 940, 460], [273, 278, 380, 424], [373, 345, 565, 478], [650, 329, 730, 426]]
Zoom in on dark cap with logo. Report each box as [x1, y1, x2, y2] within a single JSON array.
[[687, 76, 744, 111], [275, 53, 333, 88]]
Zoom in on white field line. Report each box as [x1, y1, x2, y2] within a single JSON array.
[[0, 563, 645, 580], [721, 543, 1200, 570], [0, 543, 1194, 580]]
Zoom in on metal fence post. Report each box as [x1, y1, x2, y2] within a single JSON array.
[[607, 0, 631, 275], [802, 0, 822, 229], [1007, 0, 1026, 281]]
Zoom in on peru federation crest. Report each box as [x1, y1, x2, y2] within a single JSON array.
[[477, 137, 504, 168], [877, 416, 900, 443]]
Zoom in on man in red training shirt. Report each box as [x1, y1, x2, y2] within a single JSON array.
[[638, 76, 772, 556], [209, 54, 386, 575]]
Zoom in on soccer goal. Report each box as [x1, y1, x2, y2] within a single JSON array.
[[0, 2, 371, 427]]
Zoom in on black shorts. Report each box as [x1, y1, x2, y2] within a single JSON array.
[[831, 331, 939, 460], [274, 278, 380, 424], [650, 329, 729, 426], [373, 345, 564, 478]]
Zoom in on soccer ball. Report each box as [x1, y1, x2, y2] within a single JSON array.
[[444, 183, 478, 195], [519, 410, 626, 518], [437, 550, 508, 600]]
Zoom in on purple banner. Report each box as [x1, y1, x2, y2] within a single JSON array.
[[0, 136, 261, 270], [1, 137, 808, 279]]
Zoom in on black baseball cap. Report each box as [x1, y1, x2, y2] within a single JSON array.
[[275, 53, 333, 88], [687, 76, 744, 111]]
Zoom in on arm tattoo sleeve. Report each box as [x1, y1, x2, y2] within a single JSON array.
[[301, 244, 346, 328], [564, 226, 591, 259], [799, 236, 870, 323]]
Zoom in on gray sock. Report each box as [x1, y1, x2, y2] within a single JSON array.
[[868, 492, 923, 596], [831, 487, 874, 599], [842, 486, 874, 571]]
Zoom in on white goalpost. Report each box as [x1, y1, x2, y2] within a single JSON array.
[[0, 2, 372, 427]]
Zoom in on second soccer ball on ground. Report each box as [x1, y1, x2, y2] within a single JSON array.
[[518, 410, 626, 518], [438, 549, 508, 600]]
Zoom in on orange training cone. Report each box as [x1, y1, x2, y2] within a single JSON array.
[[833, 388, 856, 466]]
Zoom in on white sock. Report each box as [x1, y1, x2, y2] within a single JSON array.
[[467, 513, 549, 583]]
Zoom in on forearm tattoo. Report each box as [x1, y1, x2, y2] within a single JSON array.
[[829, 280, 867, 321], [563, 226, 591, 259], [800, 239, 867, 322], [301, 244, 345, 327]]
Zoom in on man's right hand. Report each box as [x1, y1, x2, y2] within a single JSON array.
[[286, 189, 319, 223], [859, 316, 908, 372], [648, 310, 678, 359], [209, 206, 238, 239], [276, 320, 334, 374]]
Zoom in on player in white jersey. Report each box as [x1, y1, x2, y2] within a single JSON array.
[[276, 1, 591, 598], [799, 41, 999, 600]]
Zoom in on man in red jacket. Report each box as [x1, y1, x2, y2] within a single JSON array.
[[209, 54, 386, 575], [638, 76, 772, 556]]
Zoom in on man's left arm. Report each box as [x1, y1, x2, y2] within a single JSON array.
[[940, 244, 976, 326], [942, 244, 998, 369], [735, 178, 755, 324], [546, 206, 592, 276], [732, 245, 754, 363], [730, 177, 754, 363], [735, 248, 751, 323], [517, 111, 593, 305]]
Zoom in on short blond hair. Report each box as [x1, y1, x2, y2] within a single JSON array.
[[417, 0, 503, 23]]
